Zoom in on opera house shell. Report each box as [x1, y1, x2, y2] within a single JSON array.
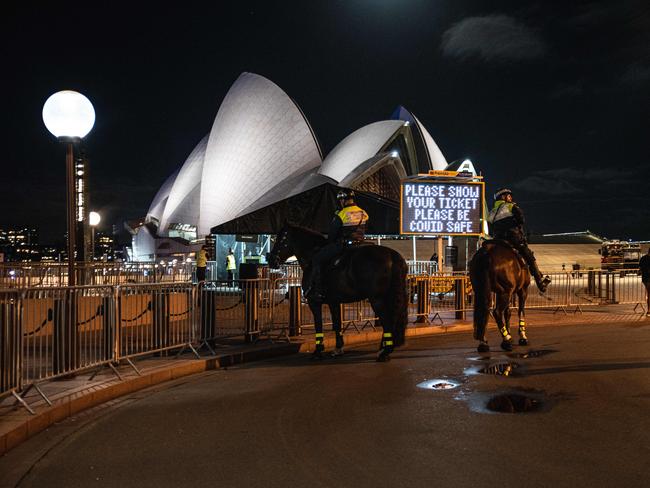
[[134, 72, 448, 260]]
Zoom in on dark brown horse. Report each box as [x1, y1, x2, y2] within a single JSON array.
[[268, 224, 408, 361], [469, 240, 530, 352]]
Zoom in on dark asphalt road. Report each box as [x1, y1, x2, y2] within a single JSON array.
[[2, 321, 650, 488]]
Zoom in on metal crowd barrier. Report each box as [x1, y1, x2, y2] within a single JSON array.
[[117, 283, 196, 360], [0, 262, 193, 288], [3, 268, 647, 412]]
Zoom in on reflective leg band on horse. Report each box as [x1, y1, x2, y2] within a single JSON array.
[[519, 320, 527, 339], [315, 332, 324, 345], [383, 332, 393, 347], [499, 326, 512, 341]]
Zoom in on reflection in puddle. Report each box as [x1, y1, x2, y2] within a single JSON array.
[[467, 389, 551, 414], [479, 362, 520, 377], [487, 393, 542, 413], [508, 349, 557, 359]]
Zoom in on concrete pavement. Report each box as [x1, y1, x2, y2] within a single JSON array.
[[0, 305, 647, 465]]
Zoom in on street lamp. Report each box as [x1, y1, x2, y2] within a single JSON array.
[[89, 211, 101, 261], [42, 90, 95, 286]]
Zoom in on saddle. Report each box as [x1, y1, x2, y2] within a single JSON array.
[[331, 241, 375, 268], [482, 239, 527, 268]]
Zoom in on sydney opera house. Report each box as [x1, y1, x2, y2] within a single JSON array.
[[132, 72, 455, 265]]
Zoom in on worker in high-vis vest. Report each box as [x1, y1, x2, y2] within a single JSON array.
[[487, 188, 551, 292], [304, 189, 369, 301], [196, 245, 208, 282], [226, 248, 236, 285]]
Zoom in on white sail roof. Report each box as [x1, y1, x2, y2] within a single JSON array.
[[318, 120, 405, 183], [159, 134, 208, 231], [197, 72, 322, 235]]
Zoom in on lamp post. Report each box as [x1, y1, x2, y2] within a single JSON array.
[[89, 211, 101, 261], [42, 90, 95, 286]]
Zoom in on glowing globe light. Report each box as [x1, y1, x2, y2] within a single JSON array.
[[42, 90, 95, 139], [89, 211, 101, 226]]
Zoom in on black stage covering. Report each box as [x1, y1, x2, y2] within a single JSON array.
[[210, 183, 399, 235]]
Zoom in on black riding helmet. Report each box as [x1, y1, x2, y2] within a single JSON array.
[[493, 188, 512, 201], [337, 189, 355, 200]]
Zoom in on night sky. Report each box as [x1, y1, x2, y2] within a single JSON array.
[[2, 1, 649, 243]]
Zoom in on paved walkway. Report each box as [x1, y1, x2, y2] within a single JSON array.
[[1, 304, 647, 456]]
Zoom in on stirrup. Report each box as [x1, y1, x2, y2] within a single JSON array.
[[537, 275, 551, 292]]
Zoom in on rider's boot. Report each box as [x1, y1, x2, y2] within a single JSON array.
[[519, 245, 551, 292]]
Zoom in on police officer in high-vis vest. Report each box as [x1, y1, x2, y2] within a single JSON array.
[[304, 189, 369, 301], [487, 188, 551, 292]]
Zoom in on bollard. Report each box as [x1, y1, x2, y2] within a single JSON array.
[[454, 278, 466, 320], [152, 289, 169, 354], [597, 271, 603, 300], [244, 280, 260, 343], [101, 295, 114, 362], [611, 272, 617, 303], [587, 270, 595, 296], [415, 278, 430, 323], [288, 286, 302, 337], [0, 298, 21, 394], [53, 291, 79, 375], [200, 284, 217, 346]]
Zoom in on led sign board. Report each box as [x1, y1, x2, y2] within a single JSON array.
[[400, 181, 484, 235]]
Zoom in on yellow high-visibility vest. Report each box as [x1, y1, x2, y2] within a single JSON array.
[[337, 205, 369, 226]]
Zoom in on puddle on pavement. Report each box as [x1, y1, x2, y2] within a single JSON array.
[[466, 389, 551, 414], [479, 362, 521, 377], [417, 379, 460, 390], [508, 349, 557, 359], [486, 393, 542, 413]]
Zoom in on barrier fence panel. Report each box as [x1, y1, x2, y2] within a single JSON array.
[[117, 283, 195, 360], [20, 285, 116, 385], [524, 272, 572, 310], [199, 281, 247, 340], [1, 290, 22, 397], [199, 279, 277, 342]]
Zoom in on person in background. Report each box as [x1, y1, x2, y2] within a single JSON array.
[[196, 245, 208, 283], [430, 252, 439, 272], [639, 248, 650, 317], [226, 248, 236, 285]]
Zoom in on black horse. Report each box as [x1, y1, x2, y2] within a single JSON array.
[[469, 240, 530, 353], [268, 224, 408, 361]]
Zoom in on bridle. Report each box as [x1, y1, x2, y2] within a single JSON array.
[[269, 227, 289, 267]]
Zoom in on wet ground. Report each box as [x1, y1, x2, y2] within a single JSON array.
[[2, 319, 650, 487]]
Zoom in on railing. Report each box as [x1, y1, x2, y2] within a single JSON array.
[[0, 262, 193, 288]]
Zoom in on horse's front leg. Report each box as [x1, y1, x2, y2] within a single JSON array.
[[329, 303, 345, 357], [494, 293, 513, 351], [370, 299, 392, 362], [517, 289, 529, 346], [308, 300, 325, 359]]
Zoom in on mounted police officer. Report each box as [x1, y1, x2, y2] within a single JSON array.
[[487, 188, 551, 293], [304, 189, 369, 301]]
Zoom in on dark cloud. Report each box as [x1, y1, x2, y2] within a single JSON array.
[[621, 62, 650, 85], [513, 167, 640, 196], [441, 14, 547, 62]]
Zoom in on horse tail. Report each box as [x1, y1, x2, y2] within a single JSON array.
[[469, 247, 491, 341], [388, 252, 409, 347]]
